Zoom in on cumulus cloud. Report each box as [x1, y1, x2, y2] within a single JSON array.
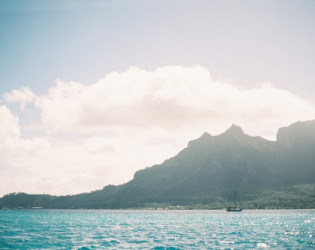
[[0, 105, 49, 154], [83, 136, 118, 154], [35, 66, 315, 138], [1, 65, 315, 196], [4, 87, 37, 110], [0, 105, 20, 138]]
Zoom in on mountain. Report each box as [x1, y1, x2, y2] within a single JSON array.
[[1, 120, 315, 209], [277, 119, 315, 148]]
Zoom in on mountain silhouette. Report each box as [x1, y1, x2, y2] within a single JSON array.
[[1, 119, 315, 209]]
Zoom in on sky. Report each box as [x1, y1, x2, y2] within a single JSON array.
[[0, 0, 314, 196]]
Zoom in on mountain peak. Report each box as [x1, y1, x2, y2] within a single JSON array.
[[276, 119, 315, 147], [224, 124, 244, 136], [200, 132, 212, 138]]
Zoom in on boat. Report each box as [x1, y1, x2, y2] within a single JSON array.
[[226, 191, 242, 212]]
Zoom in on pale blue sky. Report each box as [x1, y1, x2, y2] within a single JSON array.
[[1, 0, 314, 98]]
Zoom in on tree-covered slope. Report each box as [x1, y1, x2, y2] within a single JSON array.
[[1, 119, 315, 209]]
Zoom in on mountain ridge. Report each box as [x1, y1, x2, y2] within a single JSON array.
[[1, 119, 315, 209]]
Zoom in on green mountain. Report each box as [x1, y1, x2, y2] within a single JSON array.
[[1, 120, 315, 209]]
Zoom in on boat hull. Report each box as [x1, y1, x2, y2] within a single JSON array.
[[226, 207, 243, 212], [226, 209, 242, 212]]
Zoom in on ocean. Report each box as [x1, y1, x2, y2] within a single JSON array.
[[0, 209, 314, 249]]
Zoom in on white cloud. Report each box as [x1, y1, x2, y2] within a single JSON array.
[[35, 66, 315, 138], [83, 136, 118, 154], [1, 65, 315, 196], [0, 105, 48, 155], [4, 87, 37, 110], [0, 105, 20, 139]]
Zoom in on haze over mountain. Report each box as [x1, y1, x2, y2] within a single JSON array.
[[1, 119, 314, 209]]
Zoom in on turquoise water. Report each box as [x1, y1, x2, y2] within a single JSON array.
[[0, 210, 314, 249]]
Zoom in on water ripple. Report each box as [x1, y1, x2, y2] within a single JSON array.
[[0, 209, 314, 249]]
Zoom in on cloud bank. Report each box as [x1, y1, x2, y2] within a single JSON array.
[[1, 65, 314, 196], [34, 66, 314, 135]]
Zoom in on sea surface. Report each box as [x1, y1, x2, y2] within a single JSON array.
[[0, 209, 314, 249]]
